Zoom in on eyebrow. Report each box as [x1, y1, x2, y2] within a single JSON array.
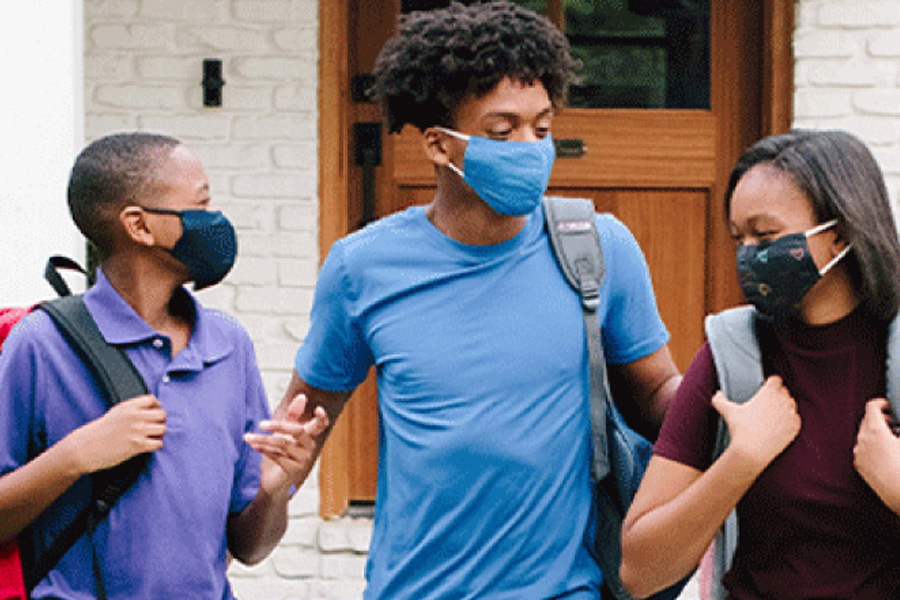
[[484, 106, 554, 121]]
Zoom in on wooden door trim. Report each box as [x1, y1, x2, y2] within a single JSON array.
[[316, 1, 795, 519]]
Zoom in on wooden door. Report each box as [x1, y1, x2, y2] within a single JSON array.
[[317, 0, 792, 517]]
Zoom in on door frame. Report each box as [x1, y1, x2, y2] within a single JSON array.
[[315, 0, 794, 518]]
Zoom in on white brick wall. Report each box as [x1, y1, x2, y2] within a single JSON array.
[[79, 1, 900, 599], [794, 0, 900, 215]]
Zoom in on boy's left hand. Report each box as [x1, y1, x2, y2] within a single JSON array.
[[244, 394, 329, 497]]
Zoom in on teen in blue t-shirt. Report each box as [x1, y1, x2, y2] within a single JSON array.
[[283, 3, 681, 599]]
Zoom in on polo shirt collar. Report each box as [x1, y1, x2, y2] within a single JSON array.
[[83, 269, 234, 366]]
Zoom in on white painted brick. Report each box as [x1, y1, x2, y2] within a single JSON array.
[[86, 0, 139, 18], [275, 84, 318, 112], [794, 89, 853, 117], [794, 30, 855, 57], [139, 1, 229, 21], [283, 517, 321, 547], [272, 546, 320, 579], [84, 113, 139, 139], [233, 115, 317, 141], [229, 575, 310, 600], [271, 232, 318, 258], [90, 24, 172, 49], [193, 282, 237, 313], [136, 56, 201, 80], [85, 54, 135, 80], [873, 146, 900, 174], [255, 341, 305, 370], [239, 232, 276, 257], [233, 173, 318, 199], [290, 486, 320, 517], [228, 555, 274, 578], [235, 287, 313, 315], [234, 1, 317, 23], [94, 84, 185, 109], [279, 259, 319, 287], [187, 85, 276, 112], [279, 203, 318, 231], [230, 256, 279, 286], [854, 89, 900, 115], [273, 143, 318, 169], [235, 57, 316, 80], [869, 30, 900, 55], [807, 60, 880, 86], [818, 2, 900, 28], [312, 579, 367, 600], [139, 114, 232, 140], [284, 318, 312, 343], [176, 27, 270, 51], [274, 28, 318, 52], [838, 116, 900, 145], [195, 144, 270, 170], [220, 203, 270, 231], [320, 554, 368, 580]]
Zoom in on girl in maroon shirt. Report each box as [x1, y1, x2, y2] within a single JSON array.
[[620, 130, 900, 600]]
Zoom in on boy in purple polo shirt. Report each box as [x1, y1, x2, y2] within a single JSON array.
[[0, 132, 327, 598]]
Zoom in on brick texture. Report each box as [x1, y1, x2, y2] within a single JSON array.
[[81, 1, 900, 598]]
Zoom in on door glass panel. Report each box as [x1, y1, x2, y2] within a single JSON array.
[[401, 0, 710, 110]]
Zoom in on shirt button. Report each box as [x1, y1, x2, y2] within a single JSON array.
[[162, 375, 171, 384], [152, 338, 164, 349]]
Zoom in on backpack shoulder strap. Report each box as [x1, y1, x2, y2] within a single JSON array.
[[704, 305, 763, 600], [543, 196, 610, 481], [886, 315, 900, 420], [24, 294, 149, 591]]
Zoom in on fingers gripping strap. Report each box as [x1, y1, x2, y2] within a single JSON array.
[[543, 196, 610, 479]]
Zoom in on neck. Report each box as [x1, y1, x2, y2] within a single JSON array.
[[101, 254, 186, 332], [798, 265, 861, 326], [427, 172, 528, 245]]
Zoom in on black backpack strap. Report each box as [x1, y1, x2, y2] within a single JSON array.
[[43, 255, 88, 298], [24, 295, 150, 592], [543, 196, 610, 481]]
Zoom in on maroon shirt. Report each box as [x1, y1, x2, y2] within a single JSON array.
[[655, 308, 900, 599]]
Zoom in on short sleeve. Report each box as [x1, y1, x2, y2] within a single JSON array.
[[230, 334, 271, 514], [654, 341, 720, 470], [0, 314, 44, 476], [294, 240, 373, 391], [597, 215, 670, 364]]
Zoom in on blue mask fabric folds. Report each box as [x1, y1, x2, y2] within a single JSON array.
[[438, 127, 556, 217]]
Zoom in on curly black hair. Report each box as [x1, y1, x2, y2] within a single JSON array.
[[68, 132, 181, 256], [371, 1, 575, 133]]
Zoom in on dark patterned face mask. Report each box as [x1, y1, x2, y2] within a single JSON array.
[[736, 219, 851, 320]]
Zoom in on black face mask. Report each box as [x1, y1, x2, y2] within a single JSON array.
[[735, 219, 850, 321], [141, 207, 238, 290]]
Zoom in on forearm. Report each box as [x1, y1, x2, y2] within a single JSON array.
[[621, 450, 763, 598], [227, 468, 291, 565], [0, 437, 85, 542]]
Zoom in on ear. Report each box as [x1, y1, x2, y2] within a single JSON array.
[[422, 127, 453, 167], [119, 206, 155, 247], [830, 223, 851, 257]]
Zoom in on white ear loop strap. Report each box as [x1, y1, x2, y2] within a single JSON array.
[[434, 126, 468, 177], [819, 243, 852, 276]]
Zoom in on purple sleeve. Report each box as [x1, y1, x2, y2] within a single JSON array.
[[653, 341, 721, 470], [230, 333, 271, 514]]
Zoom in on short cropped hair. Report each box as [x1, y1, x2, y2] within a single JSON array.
[[67, 132, 180, 256], [725, 129, 900, 322], [371, 1, 576, 133]]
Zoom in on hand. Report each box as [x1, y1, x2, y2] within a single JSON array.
[[711, 375, 801, 472], [854, 399, 900, 510], [63, 394, 166, 475], [244, 394, 330, 495]]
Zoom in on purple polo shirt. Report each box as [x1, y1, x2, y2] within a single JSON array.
[[0, 270, 269, 599]]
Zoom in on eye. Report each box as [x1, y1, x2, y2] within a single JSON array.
[[487, 129, 512, 140]]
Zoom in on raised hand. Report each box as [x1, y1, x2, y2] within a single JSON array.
[[711, 375, 801, 472], [854, 398, 900, 513], [244, 394, 330, 494], [63, 394, 167, 475]]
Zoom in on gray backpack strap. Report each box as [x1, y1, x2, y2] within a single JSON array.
[[704, 305, 764, 600], [886, 316, 900, 422], [543, 196, 610, 480]]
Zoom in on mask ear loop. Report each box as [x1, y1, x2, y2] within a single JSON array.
[[434, 126, 469, 178], [819, 244, 852, 276]]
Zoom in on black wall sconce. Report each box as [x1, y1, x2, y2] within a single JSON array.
[[202, 59, 225, 107]]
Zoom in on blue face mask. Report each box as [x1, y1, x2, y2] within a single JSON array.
[[141, 207, 238, 290], [437, 127, 556, 216]]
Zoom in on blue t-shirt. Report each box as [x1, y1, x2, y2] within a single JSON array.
[[0, 270, 270, 599], [295, 204, 668, 600]]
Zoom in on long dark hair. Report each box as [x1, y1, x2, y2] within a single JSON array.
[[725, 129, 900, 322]]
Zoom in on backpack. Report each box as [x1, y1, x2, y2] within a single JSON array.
[[704, 305, 900, 600], [0, 257, 150, 599], [543, 197, 692, 600]]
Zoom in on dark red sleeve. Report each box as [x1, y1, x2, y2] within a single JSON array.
[[653, 341, 720, 470]]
